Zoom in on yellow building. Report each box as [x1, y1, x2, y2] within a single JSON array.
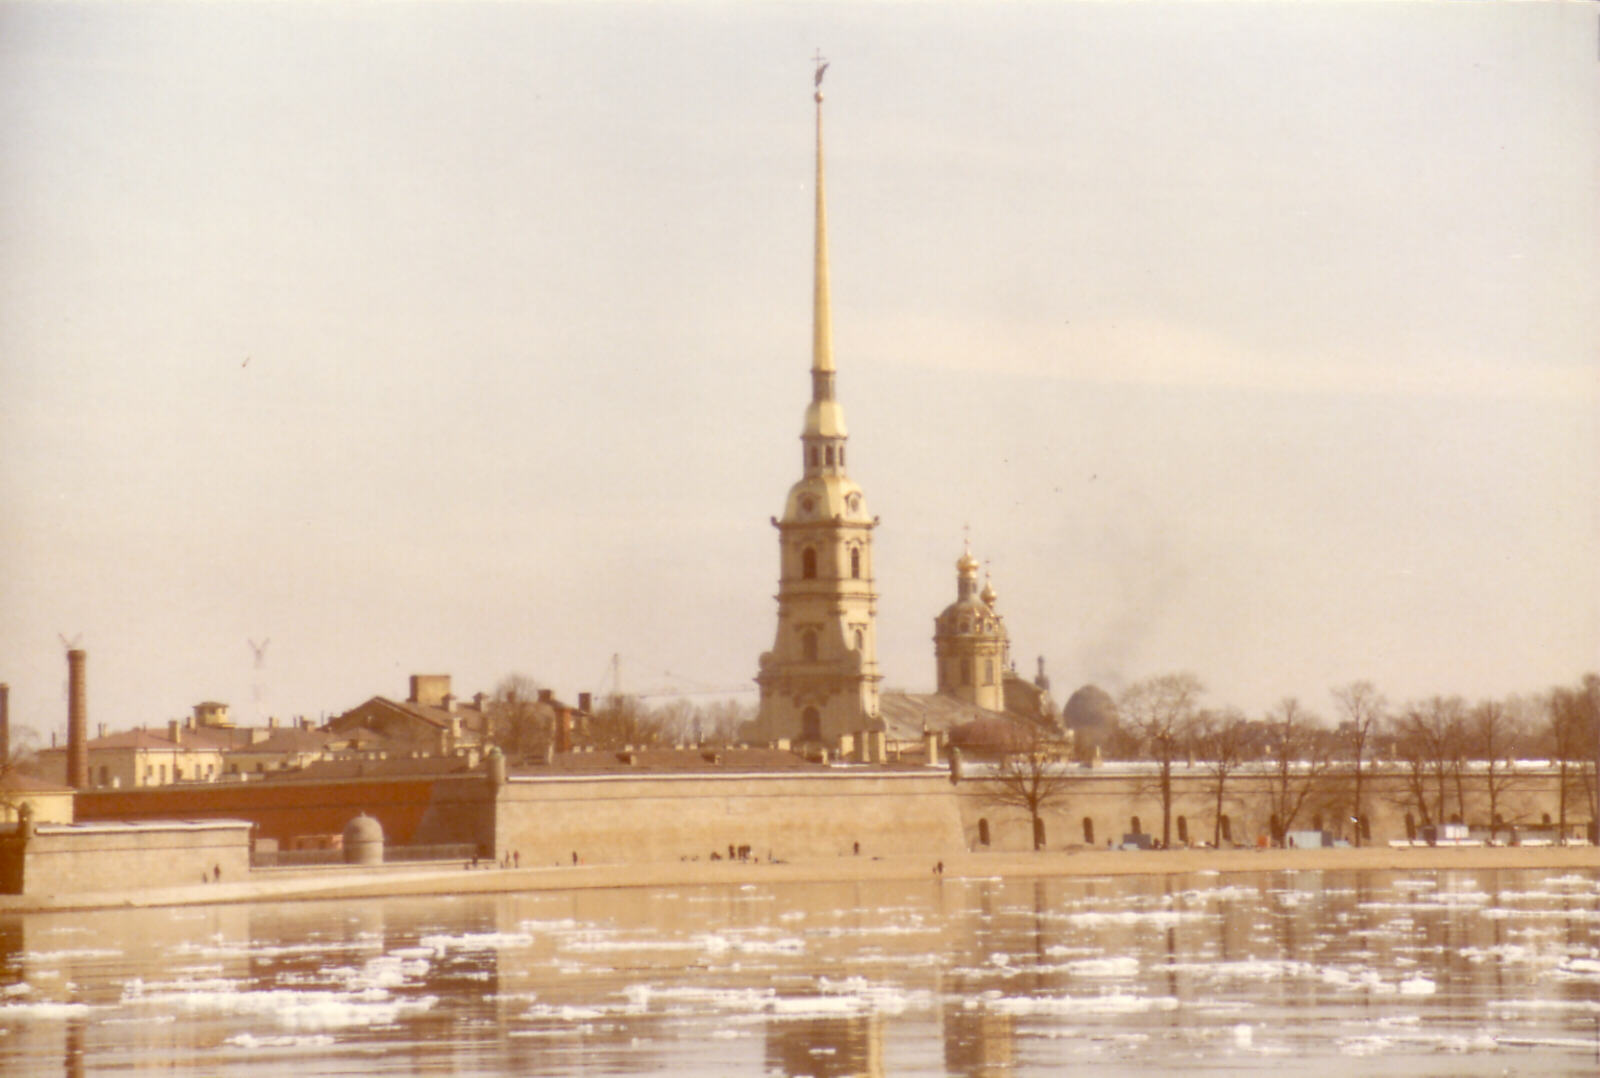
[[933, 543, 1010, 712], [0, 772, 74, 825], [751, 64, 883, 745]]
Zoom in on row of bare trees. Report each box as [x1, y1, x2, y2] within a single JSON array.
[[985, 672, 1599, 851]]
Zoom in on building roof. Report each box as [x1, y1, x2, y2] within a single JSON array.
[[878, 692, 1011, 741], [0, 770, 74, 794], [509, 746, 910, 778], [264, 755, 480, 782]]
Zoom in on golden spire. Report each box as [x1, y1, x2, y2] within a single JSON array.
[[811, 50, 834, 384]]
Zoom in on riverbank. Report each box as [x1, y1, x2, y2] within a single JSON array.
[[2, 843, 1595, 914]]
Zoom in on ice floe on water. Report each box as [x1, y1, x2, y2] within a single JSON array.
[[417, 931, 533, 951]]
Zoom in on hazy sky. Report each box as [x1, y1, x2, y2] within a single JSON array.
[[2, 2, 1596, 741]]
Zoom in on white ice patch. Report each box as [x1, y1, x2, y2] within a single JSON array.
[[17, 948, 120, 961], [224, 1032, 336, 1050], [1397, 975, 1435, 996], [120, 978, 437, 1030], [417, 932, 533, 951], [1061, 957, 1139, 978], [0, 1001, 91, 1019], [980, 992, 1179, 1016]]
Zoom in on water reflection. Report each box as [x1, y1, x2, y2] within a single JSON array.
[[0, 867, 1596, 1076]]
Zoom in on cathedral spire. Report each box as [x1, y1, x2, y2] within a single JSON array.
[[811, 51, 835, 394]]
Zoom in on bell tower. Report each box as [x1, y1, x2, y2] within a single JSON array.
[[750, 57, 883, 745]]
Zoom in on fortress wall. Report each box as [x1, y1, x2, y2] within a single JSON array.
[[3, 821, 252, 895], [953, 767, 1585, 853], [74, 776, 494, 850], [494, 771, 966, 866]]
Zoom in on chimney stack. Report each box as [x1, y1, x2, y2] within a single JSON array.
[[66, 649, 88, 789], [0, 682, 9, 763]]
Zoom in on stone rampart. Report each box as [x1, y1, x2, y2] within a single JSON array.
[[0, 820, 252, 895], [494, 769, 966, 865]]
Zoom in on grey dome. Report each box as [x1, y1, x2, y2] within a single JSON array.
[[1063, 684, 1117, 730], [342, 813, 385, 865]]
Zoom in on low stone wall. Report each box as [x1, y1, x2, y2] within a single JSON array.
[[0, 820, 252, 895], [494, 769, 966, 866], [954, 766, 1586, 852]]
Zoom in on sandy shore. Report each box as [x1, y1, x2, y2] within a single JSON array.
[[3, 844, 1595, 914]]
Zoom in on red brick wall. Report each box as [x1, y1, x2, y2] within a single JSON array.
[[74, 777, 489, 849]]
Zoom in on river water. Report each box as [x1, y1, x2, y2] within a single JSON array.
[[1, 867, 1596, 1076]]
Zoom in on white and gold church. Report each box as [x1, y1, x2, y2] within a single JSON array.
[[745, 63, 1057, 751]]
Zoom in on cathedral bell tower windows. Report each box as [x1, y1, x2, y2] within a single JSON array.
[[802, 547, 818, 579], [850, 547, 861, 578]]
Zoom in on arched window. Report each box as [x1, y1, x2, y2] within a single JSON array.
[[802, 631, 818, 662], [1082, 817, 1095, 845], [850, 548, 861, 578], [801, 547, 817, 579], [853, 629, 863, 652], [839, 447, 845, 466], [801, 708, 821, 742], [1130, 815, 1142, 835], [978, 818, 991, 846], [1176, 815, 1189, 845], [825, 445, 834, 466], [809, 447, 819, 467]]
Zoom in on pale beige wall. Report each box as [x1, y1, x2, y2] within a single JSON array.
[[496, 771, 966, 865], [954, 766, 1589, 852], [17, 822, 251, 894]]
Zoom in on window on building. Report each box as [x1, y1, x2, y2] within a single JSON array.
[[825, 445, 834, 466], [809, 447, 819, 467], [1082, 817, 1095, 845], [99, 765, 109, 787], [977, 818, 991, 846], [802, 631, 818, 662], [158, 764, 167, 784], [802, 547, 817, 579], [850, 548, 860, 578], [801, 708, 822, 742], [1130, 815, 1142, 835], [1176, 815, 1189, 845], [853, 629, 863, 652]]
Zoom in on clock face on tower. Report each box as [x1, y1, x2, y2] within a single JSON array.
[[847, 493, 860, 514], [799, 495, 816, 516]]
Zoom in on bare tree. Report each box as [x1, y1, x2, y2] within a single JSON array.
[[1466, 696, 1529, 842], [1263, 697, 1335, 843], [0, 725, 41, 822], [1395, 696, 1466, 827], [981, 722, 1075, 851], [1545, 677, 1598, 843], [588, 694, 670, 750], [1118, 673, 1203, 849], [486, 674, 553, 761], [1193, 707, 1250, 847], [1331, 681, 1385, 846]]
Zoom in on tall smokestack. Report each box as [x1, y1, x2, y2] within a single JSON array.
[[0, 682, 10, 763], [66, 649, 88, 789]]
